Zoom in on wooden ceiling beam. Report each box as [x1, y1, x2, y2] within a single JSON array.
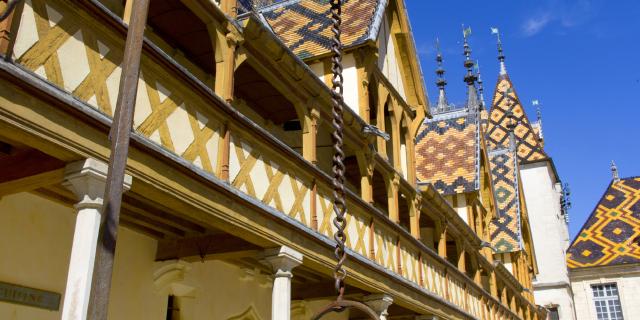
[[123, 193, 207, 234], [0, 147, 65, 184], [156, 233, 261, 261], [0, 168, 64, 197]]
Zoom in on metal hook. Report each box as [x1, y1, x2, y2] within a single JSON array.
[[310, 287, 380, 320]]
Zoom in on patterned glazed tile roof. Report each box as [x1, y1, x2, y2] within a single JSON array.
[[261, 0, 382, 59], [486, 75, 547, 164], [415, 109, 480, 195], [489, 147, 523, 253], [567, 177, 640, 269]]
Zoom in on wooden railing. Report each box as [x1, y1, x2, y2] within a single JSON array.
[[6, 0, 541, 318]]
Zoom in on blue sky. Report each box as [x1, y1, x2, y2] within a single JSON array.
[[404, 0, 640, 239]]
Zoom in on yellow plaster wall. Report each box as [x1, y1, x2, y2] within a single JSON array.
[[0, 193, 275, 320], [376, 12, 406, 100], [108, 225, 165, 320], [342, 53, 359, 115], [178, 261, 273, 320], [0, 192, 73, 320], [0, 193, 166, 320]]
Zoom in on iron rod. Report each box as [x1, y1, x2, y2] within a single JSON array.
[[87, 0, 150, 319]]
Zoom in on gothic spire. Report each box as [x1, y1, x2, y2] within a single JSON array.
[[476, 61, 485, 110], [462, 26, 479, 112], [435, 38, 449, 113], [611, 161, 620, 182], [491, 27, 507, 75]]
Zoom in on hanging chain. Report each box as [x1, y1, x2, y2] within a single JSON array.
[[313, 2, 380, 319], [329, 0, 348, 300]]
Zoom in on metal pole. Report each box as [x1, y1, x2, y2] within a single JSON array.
[[87, 0, 150, 319]]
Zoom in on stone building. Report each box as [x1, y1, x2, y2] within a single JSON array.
[[0, 0, 546, 319], [414, 28, 576, 320], [483, 39, 576, 320], [566, 165, 640, 320]]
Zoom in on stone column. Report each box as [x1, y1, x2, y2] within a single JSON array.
[[61, 158, 131, 320], [263, 246, 303, 320], [363, 294, 393, 320]]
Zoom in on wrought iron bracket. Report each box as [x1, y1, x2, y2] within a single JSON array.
[[362, 124, 390, 141]]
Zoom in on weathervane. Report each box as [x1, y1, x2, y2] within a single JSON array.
[[491, 27, 507, 75]]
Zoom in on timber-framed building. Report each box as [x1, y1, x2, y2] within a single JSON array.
[[0, 0, 547, 319]]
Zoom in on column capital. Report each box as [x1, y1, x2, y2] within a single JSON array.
[[363, 293, 393, 319], [63, 158, 131, 210], [391, 174, 401, 188], [262, 246, 303, 277]]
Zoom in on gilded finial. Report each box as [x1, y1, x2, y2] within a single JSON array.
[[611, 161, 620, 182]]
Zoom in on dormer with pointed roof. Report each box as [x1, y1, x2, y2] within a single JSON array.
[[416, 34, 483, 195], [485, 31, 548, 164], [488, 112, 526, 253]]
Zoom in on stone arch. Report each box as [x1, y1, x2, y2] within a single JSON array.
[[228, 305, 264, 320]]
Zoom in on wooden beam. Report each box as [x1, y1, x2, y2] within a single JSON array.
[[123, 193, 207, 234], [156, 233, 261, 261], [0, 147, 65, 183], [0, 168, 64, 197], [0, 141, 11, 155], [292, 280, 366, 301]]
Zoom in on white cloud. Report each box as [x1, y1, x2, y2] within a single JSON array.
[[521, 0, 600, 37], [522, 13, 553, 36]]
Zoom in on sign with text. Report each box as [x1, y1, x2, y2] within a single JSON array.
[[0, 281, 61, 310]]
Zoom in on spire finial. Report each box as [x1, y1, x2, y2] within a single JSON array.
[[611, 161, 620, 182], [462, 25, 476, 84], [435, 38, 449, 112], [491, 27, 507, 75], [532, 100, 544, 141], [475, 61, 485, 110], [462, 25, 479, 111]]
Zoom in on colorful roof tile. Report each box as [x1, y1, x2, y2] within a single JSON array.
[[261, 0, 382, 59], [415, 109, 480, 195], [486, 75, 547, 163], [567, 177, 640, 269], [489, 147, 523, 253]]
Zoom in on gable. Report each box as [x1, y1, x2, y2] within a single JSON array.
[[486, 75, 547, 163], [567, 177, 640, 269], [376, 6, 406, 100]]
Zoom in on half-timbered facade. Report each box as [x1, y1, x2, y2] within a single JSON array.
[[0, 0, 545, 319]]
